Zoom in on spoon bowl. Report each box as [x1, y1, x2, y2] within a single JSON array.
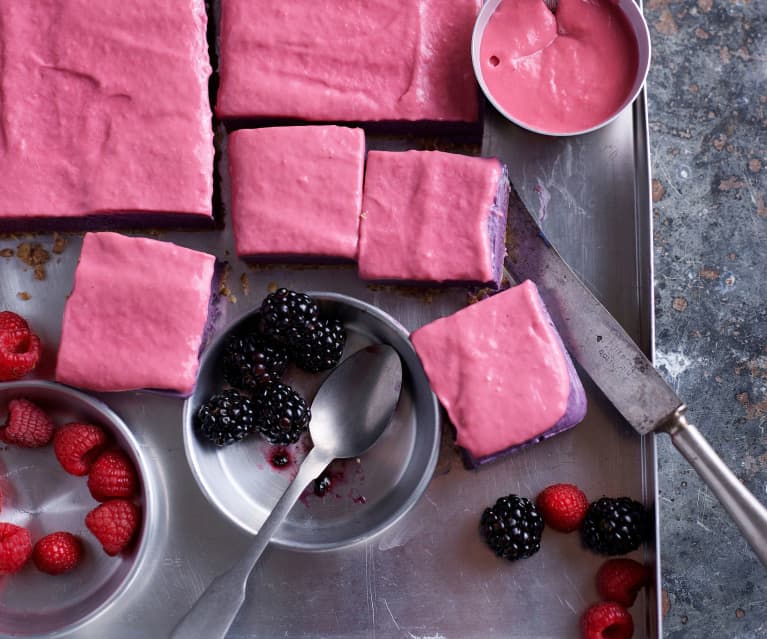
[[309, 345, 402, 458]]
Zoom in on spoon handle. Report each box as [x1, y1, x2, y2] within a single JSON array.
[[170, 446, 333, 639]]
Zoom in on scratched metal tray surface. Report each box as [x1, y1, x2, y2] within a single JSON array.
[[0, 100, 658, 637]]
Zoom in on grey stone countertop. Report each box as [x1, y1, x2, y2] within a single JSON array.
[[645, 0, 766, 636]]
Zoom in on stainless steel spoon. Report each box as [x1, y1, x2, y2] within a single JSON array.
[[171, 344, 403, 639]]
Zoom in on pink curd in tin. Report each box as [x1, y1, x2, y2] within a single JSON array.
[[479, 0, 640, 134]]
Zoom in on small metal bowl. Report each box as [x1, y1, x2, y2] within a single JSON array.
[[184, 292, 440, 550], [0, 381, 157, 638], [472, 0, 652, 136]]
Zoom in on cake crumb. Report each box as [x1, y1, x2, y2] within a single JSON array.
[[267, 281, 278, 293], [16, 242, 51, 279], [217, 263, 237, 303], [17, 292, 30, 301], [0, 248, 13, 258], [240, 273, 250, 296], [52, 233, 67, 254]]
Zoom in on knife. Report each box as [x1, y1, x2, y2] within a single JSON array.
[[503, 182, 767, 568]]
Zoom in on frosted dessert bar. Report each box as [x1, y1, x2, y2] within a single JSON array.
[[56, 233, 217, 395], [216, 0, 480, 124], [357, 150, 509, 286], [229, 126, 364, 261], [0, 1, 213, 230], [411, 280, 588, 468]]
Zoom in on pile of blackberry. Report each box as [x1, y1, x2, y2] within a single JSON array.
[[196, 289, 346, 447]]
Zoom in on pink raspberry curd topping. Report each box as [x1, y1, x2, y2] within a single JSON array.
[[229, 126, 365, 261], [479, 0, 640, 133], [411, 281, 572, 459], [217, 0, 480, 123], [56, 233, 215, 395], [358, 150, 504, 284], [0, 0, 213, 223]]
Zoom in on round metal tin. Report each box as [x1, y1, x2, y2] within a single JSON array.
[[0, 381, 158, 638], [183, 292, 440, 550], [471, 0, 652, 137]]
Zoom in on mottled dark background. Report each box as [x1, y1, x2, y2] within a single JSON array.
[[646, 0, 766, 635]]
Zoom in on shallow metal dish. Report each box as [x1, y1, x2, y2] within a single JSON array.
[[183, 291, 440, 550], [0, 381, 157, 638], [471, 0, 652, 136]]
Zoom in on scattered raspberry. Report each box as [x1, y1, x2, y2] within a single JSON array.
[[87, 450, 138, 501], [54, 422, 109, 476], [0, 523, 32, 575], [32, 532, 83, 575], [0, 311, 41, 381], [0, 398, 55, 447], [0, 311, 30, 350], [85, 499, 140, 556], [596, 558, 650, 607], [536, 483, 589, 532], [581, 602, 634, 639]]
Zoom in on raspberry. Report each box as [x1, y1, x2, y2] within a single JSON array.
[[0, 311, 41, 381], [87, 450, 138, 501], [32, 532, 83, 575], [596, 558, 650, 607], [53, 422, 109, 476], [85, 499, 140, 556], [581, 602, 634, 639], [0, 398, 55, 447], [0, 523, 32, 575], [0, 311, 31, 350], [536, 483, 589, 533]]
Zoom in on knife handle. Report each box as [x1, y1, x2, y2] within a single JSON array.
[[664, 411, 767, 568]]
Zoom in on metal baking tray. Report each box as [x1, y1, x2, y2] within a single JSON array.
[[0, 89, 659, 637], [0, 0, 659, 625]]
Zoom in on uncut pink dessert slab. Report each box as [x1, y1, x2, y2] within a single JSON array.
[[0, 0, 213, 229]]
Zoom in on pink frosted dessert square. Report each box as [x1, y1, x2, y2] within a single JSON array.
[[357, 150, 509, 285], [229, 126, 365, 261], [216, 0, 479, 124], [0, 1, 213, 230], [55, 233, 217, 395], [411, 280, 587, 468]]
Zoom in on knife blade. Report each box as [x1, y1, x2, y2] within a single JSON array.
[[504, 184, 681, 436], [502, 181, 767, 568]]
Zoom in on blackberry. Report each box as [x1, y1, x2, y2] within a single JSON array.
[[196, 389, 256, 446], [581, 497, 649, 555], [222, 332, 288, 390], [290, 318, 346, 373], [253, 382, 311, 445], [480, 495, 544, 561], [258, 289, 319, 344]]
